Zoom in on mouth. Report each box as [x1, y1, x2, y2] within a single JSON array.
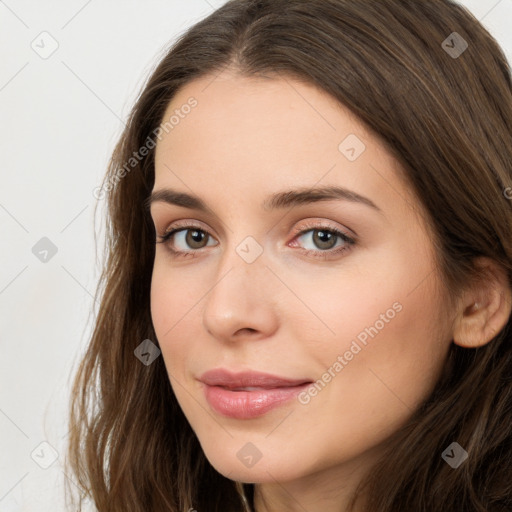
[[199, 368, 312, 388], [198, 369, 313, 419]]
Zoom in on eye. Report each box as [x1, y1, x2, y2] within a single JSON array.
[[289, 222, 356, 260], [155, 220, 356, 260], [156, 222, 217, 258]]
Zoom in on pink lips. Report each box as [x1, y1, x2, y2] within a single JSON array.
[[199, 369, 312, 419]]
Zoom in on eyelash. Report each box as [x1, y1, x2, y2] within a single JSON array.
[[155, 220, 356, 260]]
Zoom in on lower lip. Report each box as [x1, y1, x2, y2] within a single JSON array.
[[203, 383, 310, 419]]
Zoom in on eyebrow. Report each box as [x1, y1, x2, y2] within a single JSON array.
[[144, 185, 383, 215]]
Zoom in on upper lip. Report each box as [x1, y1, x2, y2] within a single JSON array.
[[199, 369, 312, 389]]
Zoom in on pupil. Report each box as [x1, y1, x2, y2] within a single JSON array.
[[188, 230, 205, 247], [315, 230, 334, 249]]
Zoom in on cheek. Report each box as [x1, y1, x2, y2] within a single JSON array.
[[304, 235, 446, 369], [296, 262, 449, 443], [149, 264, 192, 373], [150, 267, 170, 341], [150, 257, 197, 330]]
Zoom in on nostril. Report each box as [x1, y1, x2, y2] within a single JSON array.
[[237, 327, 257, 335]]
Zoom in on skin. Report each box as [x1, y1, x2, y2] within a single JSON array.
[[149, 68, 512, 512]]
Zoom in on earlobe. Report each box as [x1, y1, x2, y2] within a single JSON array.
[[452, 258, 512, 349]]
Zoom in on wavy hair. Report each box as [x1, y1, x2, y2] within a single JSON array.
[[66, 1, 512, 510]]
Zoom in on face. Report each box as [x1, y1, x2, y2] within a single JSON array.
[[149, 69, 453, 490]]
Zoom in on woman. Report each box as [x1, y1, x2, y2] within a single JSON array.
[[67, 0, 512, 510]]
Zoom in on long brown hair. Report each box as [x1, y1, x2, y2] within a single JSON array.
[[66, 1, 512, 510]]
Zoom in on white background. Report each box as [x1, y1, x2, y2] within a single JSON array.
[[1, 1, 511, 510]]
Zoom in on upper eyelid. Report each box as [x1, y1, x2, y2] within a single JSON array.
[[159, 218, 350, 234], [161, 219, 214, 237], [149, 202, 363, 237]]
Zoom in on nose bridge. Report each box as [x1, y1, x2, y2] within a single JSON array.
[[201, 230, 276, 338], [209, 232, 267, 306], [215, 210, 268, 280]]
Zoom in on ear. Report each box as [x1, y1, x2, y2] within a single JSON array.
[[453, 257, 512, 348]]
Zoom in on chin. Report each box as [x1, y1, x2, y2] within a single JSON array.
[[199, 440, 311, 484]]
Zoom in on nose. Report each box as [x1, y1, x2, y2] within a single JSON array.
[[201, 240, 279, 344]]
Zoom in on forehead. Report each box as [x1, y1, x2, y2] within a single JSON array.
[[156, 70, 373, 168], [153, 69, 420, 226]]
